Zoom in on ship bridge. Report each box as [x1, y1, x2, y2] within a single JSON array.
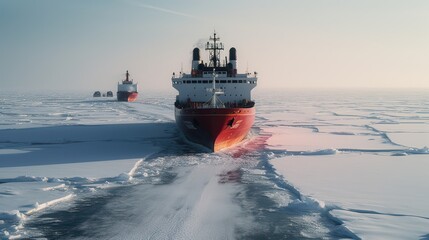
[[172, 72, 257, 104], [172, 32, 257, 106]]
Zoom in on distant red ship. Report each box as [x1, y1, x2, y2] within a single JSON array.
[[172, 32, 257, 151], [117, 70, 138, 102]]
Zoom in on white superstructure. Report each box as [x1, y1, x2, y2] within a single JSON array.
[[172, 72, 257, 103], [172, 33, 257, 105], [118, 70, 138, 93], [118, 82, 138, 92]]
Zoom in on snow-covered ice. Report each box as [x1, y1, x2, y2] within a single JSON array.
[[258, 90, 429, 240], [0, 89, 428, 239]]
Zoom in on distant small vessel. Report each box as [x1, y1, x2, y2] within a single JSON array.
[[93, 91, 101, 97], [117, 70, 138, 102], [172, 32, 257, 152], [106, 91, 113, 97]]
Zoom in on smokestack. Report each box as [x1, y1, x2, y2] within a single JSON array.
[[192, 48, 200, 76], [192, 48, 200, 70], [229, 47, 236, 61], [229, 47, 237, 75]]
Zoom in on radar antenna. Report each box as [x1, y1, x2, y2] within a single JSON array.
[[205, 32, 224, 68]]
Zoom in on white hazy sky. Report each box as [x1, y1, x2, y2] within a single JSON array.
[[1, 0, 428, 92]]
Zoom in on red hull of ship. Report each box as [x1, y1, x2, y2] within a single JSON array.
[[117, 92, 138, 102], [127, 92, 138, 102], [175, 107, 255, 152]]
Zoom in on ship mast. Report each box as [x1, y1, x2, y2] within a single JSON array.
[[202, 32, 225, 108], [206, 32, 224, 68], [125, 70, 130, 82]]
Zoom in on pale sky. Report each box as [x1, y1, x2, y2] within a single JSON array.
[[1, 0, 428, 92]]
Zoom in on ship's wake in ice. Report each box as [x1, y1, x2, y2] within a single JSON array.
[[1, 90, 428, 239], [16, 131, 357, 240]]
